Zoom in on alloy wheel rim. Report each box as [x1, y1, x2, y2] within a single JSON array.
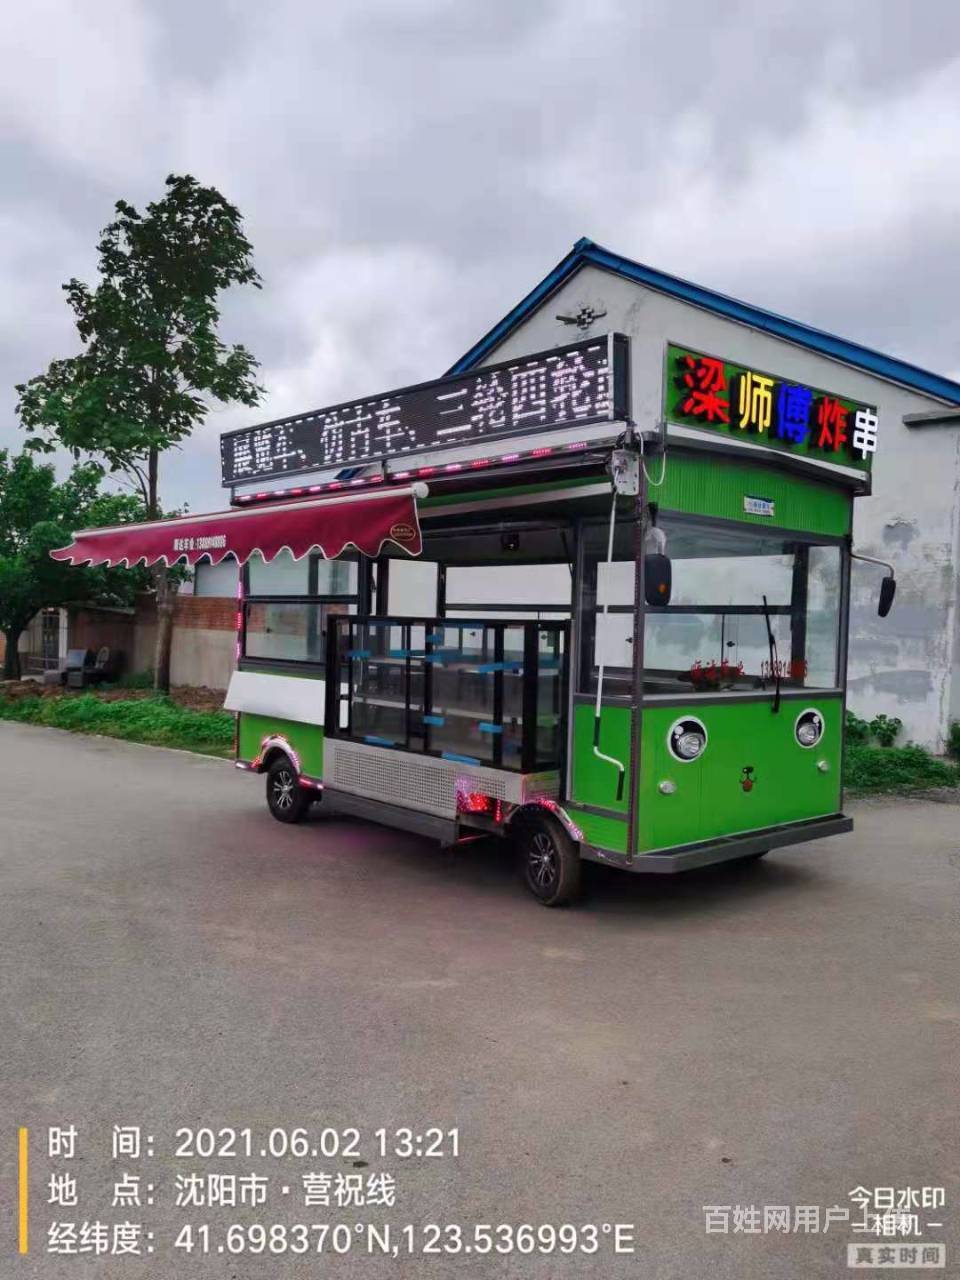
[[273, 770, 295, 811], [528, 832, 558, 889]]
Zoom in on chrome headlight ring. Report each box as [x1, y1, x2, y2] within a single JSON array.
[[795, 708, 825, 749], [667, 716, 708, 763]]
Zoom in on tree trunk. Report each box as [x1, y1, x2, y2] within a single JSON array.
[[145, 443, 176, 695], [153, 568, 176, 693], [2, 627, 24, 681]]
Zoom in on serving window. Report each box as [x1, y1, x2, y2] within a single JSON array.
[[241, 550, 361, 667], [247, 551, 358, 597]]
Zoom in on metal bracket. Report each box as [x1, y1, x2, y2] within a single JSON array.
[[609, 447, 640, 496]]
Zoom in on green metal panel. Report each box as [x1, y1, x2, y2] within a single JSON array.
[[571, 701, 631, 813], [237, 713, 325, 777], [659, 453, 851, 537], [568, 701, 631, 856], [637, 697, 843, 853], [567, 808, 629, 855]]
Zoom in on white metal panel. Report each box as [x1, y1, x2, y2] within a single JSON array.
[[225, 670, 325, 725]]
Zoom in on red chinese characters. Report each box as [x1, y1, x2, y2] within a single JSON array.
[[689, 658, 744, 689], [815, 396, 849, 452], [678, 354, 730, 424]]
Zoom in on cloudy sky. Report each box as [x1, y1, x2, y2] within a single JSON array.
[[2, 0, 960, 511]]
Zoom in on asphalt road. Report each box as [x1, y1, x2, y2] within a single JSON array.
[[1, 721, 958, 1279]]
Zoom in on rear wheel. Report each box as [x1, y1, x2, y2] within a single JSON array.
[[514, 810, 581, 907], [266, 757, 310, 824]]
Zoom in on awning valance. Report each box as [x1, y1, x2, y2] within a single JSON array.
[[51, 485, 425, 568]]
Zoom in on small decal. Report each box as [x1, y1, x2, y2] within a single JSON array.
[[389, 522, 416, 542], [743, 495, 775, 518], [172, 532, 227, 553], [762, 657, 808, 680], [689, 658, 744, 689], [740, 765, 756, 792]]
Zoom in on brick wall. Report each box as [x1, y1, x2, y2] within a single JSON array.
[[134, 594, 236, 631], [173, 595, 236, 631]]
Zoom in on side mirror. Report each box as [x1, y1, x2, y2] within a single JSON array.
[[645, 554, 672, 607], [878, 575, 896, 618]]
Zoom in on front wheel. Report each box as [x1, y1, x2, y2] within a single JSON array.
[[513, 811, 582, 907], [266, 757, 310, 824]]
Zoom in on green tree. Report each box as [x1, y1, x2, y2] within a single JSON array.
[[17, 173, 263, 690], [0, 450, 147, 681]]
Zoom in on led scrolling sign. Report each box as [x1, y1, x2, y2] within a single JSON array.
[[221, 336, 628, 487], [665, 343, 879, 469]]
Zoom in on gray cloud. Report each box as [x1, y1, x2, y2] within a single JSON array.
[[2, 0, 960, 512]]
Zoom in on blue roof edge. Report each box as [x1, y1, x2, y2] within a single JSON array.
[[447, 238, 960, 406]]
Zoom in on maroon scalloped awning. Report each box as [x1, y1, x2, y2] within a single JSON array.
[[51, 486, 424, 568]]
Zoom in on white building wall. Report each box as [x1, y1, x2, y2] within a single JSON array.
[[475, 265, 960, 749], [169, 628, 236, 690]]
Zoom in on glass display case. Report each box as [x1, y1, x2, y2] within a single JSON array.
[[327, 616, 567, 774]]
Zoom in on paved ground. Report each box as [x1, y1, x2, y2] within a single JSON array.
[[1, 721, 958, 1279]]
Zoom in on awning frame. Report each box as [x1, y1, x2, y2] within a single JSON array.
[[51, 483, 428, 569]]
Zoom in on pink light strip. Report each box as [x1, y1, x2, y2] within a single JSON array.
[[233, 439, 595, 506]]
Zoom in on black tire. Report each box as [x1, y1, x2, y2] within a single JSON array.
[[266, 756, 310, 824], [514, 810, 582, 907]]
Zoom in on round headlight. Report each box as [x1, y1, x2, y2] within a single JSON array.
[[668, 717, 708, 763], [677, 731, 705, 759], [795, 709, 824, 749]]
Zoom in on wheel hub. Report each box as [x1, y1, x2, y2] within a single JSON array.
[[273, 770, 295, 810], [529, 833, 557, 888]]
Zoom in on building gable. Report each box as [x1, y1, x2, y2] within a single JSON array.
[[448, 238, 960, 407]]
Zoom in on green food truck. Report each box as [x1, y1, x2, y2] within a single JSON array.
[[54, 334, 894, 905]]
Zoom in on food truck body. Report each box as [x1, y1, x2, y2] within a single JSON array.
[[54, 333, 890, 905]]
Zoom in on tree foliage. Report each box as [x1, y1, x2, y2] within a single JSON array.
[[0, 450, 149, 679], [15, 173, 263, 689], [16, 173, 263, 514]]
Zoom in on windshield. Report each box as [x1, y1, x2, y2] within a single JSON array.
[[644, 516, 842, 695], [578, 514, 843, 697]]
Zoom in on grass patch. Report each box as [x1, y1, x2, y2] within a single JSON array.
[[844, 744, 960, 794], [0, 691, 234, 757], [102, 669, 156, 691]]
